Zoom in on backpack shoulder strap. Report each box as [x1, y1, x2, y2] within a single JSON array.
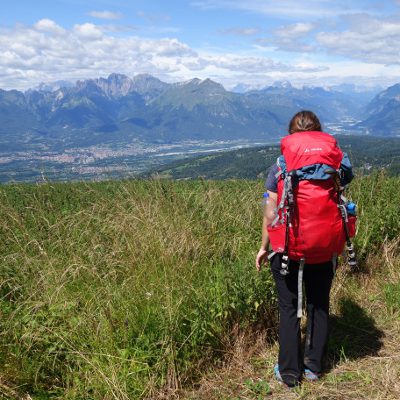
[[276, 155, 286, 177], [339, 152, 354, 186]]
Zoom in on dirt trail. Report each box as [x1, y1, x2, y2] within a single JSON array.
[[182, 264, 400, 400]]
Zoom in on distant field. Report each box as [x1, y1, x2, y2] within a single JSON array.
[[0, 140, 265, 184], [0, 173, 399, 398]]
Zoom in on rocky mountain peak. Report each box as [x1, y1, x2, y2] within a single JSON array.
[[271, 80, 293, 89], [99, 73, 135, 97], [131, 74, 169, 96]]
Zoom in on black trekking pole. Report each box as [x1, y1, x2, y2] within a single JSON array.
[[280, 171, 296, 275], [325, 168, 357, 267], [281, 206, 290, 276]]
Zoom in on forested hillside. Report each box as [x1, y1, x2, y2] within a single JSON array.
[[147, 135, 400, 180]]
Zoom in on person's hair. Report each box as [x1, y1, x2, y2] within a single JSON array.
[[288, 110, 322, 134]]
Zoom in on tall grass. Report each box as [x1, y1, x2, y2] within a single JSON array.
[[0, 179, 276, 398], [0, 173, 398, 398], [346, 171, 400, 258]]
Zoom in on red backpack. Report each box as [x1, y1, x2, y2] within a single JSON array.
[[267, 131, 356, 272]]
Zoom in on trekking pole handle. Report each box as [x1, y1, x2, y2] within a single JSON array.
[[347, 243, 357, 267], [280, 253, 290, 275]]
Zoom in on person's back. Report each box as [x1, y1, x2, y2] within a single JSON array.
[[256, 110, 355, 387], [269, 129, 350, 265]]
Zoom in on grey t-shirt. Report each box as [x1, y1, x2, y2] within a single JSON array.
[[265, 163, 279, 193]]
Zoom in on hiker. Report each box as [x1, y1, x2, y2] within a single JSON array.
[[255, 110, 355, 388]]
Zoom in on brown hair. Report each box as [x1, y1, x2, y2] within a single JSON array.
[[288, 110, 322, 134]]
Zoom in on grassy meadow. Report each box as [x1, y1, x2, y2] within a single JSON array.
[[0, 173, 399, 399]]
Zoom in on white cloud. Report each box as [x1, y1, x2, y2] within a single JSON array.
[[181, 53, 328, 74], [219, 27, 261, 36], [255, 12, 400, 64], [260, 38, 314, 53], [192, 0, 359, 18], [205, 55, 290, 73], [257, 22, 316, 53], [293, 63, 329, 73], [316, 14, 400, 64], [0, 19, 330, 90], [136, 11, 171, 23], [34, 19, 66, 35], [73, 23, 103, 40], [2, 16, 398, 91], [274, 22, 316, 38], [88, 11, 122, 20], [219, 55, 288, 72], [0, 21, 197, 89]]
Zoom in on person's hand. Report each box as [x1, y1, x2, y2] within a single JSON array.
[[256, 248, 268, 271]]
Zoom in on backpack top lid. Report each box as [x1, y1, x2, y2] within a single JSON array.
[[281, 131, 343, 171]]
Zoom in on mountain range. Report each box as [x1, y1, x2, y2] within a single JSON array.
[[0, 73, 398, 152], [356, 83, 400, 136]]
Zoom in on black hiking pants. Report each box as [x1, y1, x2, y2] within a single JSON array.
[[270, 253, 334, 386]]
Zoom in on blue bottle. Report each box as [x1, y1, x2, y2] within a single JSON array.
[[262, 192, 270, 207], [346, 201, 357, 216], [262, 192, 277, 224]]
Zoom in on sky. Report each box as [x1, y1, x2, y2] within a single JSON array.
[[1, 0, 400, 90]]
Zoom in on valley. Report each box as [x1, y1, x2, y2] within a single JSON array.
[[0, 139, 269, 183]]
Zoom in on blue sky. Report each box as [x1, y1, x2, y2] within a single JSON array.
[[1, 0, 400, 90]]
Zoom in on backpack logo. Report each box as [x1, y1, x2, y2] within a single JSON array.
[[304, 147, 323, 153]]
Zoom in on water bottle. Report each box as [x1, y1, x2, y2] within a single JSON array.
[[346, 201, 357, 216], [261, 192, 269, 209], [261, 192, 277, 225]]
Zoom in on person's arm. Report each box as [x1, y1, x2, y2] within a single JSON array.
[[255, 191, 277, 271]]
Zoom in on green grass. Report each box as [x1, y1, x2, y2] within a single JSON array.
[[243, 378, 271, 398], [345, 172, 400, 259], [384, 282, 400, 313], [0, 173, 399, 398], [0, 179, 276, 398]]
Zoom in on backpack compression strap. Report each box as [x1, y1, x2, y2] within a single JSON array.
[[325, 168, 357, 267]]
